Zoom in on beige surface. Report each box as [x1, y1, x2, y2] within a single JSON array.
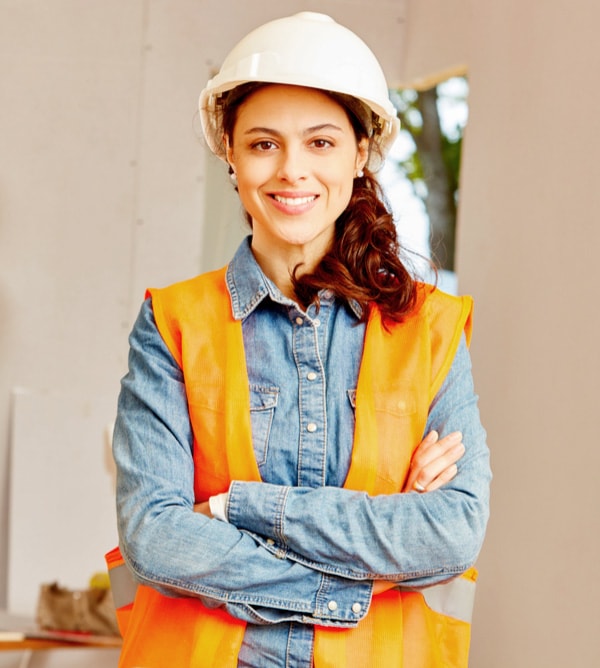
[[458, 2, 600, 665]]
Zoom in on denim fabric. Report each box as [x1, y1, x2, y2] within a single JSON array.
[[114, 237, 491, 667]]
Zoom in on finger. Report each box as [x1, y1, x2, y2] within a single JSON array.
[[412, 431, 462, 470], [403, 433, 437, 492], [420, 441, 464, 481], [411, 459, 459, 494], [413, 429, 440, 456], [422, 463, 458, 492], [422, 429, 439, 446], [404, 431, 463, 493], [410, 438, 464, 492]]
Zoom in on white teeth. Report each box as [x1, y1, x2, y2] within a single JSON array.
[[273, 195, 316, 206]]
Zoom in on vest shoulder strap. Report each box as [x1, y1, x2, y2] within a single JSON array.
[[146, 267, 230, 368], [418, 285, 473, 399]]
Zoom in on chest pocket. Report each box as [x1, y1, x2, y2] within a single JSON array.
[[348, 385, 422, 491], [249, 385, 279, 466]]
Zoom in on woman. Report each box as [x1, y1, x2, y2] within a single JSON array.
[[108, 12, 491, 668]]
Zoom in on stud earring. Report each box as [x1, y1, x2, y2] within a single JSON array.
[[229, 171, 238, 185], [356, 169, 364, 179]]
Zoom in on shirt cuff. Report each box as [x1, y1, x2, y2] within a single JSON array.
[[208, 492, 229, 522]]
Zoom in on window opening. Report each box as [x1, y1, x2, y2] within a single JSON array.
[[381, 76, 469, 294]]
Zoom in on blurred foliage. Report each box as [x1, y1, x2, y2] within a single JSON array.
[[391, 77, 468, 271]]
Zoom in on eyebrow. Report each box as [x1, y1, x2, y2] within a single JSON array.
[[243, 123, 344, 136]]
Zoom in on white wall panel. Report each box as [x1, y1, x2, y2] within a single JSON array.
[[8, 389, 118, 615], [0, 0, 147, 610]]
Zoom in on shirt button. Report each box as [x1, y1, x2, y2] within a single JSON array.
[[307, 372, 317, 381], [327, 600, 338, 612], [295, 316, 303, 325], [306, 422, 317, 433], [313, 318, 321, 327], [352, 602, 362, 614]]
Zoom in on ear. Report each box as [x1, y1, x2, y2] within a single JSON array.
[[355, 137, 369, 174], [225, 136, 236, 171]]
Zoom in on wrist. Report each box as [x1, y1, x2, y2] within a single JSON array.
[[208, 491, 229, 522]]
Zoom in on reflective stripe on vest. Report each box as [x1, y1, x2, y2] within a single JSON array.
[[107, 555, 138, 611], [109, 269, 476, 667], [399, 568, 478, 624]]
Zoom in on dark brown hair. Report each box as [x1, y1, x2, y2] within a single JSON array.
[[219, 83, 420, 324]]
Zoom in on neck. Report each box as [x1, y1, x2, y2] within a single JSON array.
[[250, 242, 321, 304]]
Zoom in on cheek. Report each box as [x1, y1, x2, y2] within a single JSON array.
[[235, 157, 269, 189], [234, 171, 265, 219], [331, 165, 357, 202], [232, 159, 255, 191], [332, 153, 359, 189], [235, 180, 256, 212]]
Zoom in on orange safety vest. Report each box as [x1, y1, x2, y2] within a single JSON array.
[[107, 267, 477, 667]]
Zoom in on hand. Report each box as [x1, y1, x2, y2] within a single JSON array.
[[194, 501, 213, 517], [372, 579, 398, 595], [402, 430, 465, 494]]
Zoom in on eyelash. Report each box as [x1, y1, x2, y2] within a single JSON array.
[[311, 139, 333, 149], [251, 140, 277, 151], [250, 139, 335, 152]]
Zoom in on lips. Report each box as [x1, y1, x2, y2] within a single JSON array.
[[268, 192, 319, 215]]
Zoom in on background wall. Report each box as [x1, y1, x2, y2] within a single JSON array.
[[458, 2, 600, 665], [1, 0, 598, 667]]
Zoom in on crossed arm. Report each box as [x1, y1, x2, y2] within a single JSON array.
[[115, 301, 490, 626], [195, 429, 469, 596]]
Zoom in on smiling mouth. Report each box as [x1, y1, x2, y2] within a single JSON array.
[[271, 194, 318, 206]]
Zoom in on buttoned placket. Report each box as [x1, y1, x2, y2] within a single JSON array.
[[291, 302, 329, 489], [287, 298, 332, 666]]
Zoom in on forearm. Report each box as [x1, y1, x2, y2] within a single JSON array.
[[227, 475, 486, 586], [118, 488, 372, 626], [226, 340, 491, 586]]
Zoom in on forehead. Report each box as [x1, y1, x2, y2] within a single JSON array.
[[234, 84, 352, 130]]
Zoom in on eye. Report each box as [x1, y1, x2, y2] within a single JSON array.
[[251, 140, 278, 152], [310, 138, 334, 149]]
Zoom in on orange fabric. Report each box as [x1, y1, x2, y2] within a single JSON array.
[[149, 268, 262, 499], [117, 586, 245, 667], [113, 268, 474, 667]]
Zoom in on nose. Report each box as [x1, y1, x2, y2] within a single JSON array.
[[276, 146, 308, 183]]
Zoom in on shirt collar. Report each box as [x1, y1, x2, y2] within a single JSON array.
[[225, 236, 363, 320]]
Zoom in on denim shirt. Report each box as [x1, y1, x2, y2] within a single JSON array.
[[114, 237, 491, 668]]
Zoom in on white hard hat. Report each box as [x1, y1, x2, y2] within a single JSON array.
[[199, 12, 399, 163]]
